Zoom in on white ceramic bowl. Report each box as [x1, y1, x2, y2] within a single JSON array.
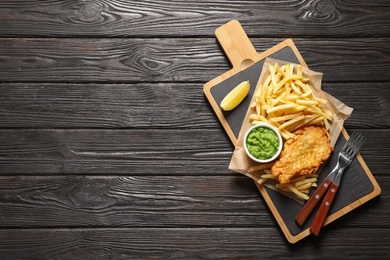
[[243, 123, 283, 163]]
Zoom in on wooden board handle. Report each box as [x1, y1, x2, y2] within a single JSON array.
[[215, 20, 260, 71]]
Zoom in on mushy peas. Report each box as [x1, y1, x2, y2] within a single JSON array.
[[246, 127, 280, 160]]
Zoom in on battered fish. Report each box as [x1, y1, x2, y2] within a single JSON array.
[[271, 126, 333, 184]]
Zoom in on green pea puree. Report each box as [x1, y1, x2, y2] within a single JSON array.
[[246, 127, 279, 160]]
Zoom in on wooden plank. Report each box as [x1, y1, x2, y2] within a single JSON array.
[[0, 128, 233, 175], [0, 175, 387, 228], [0, 82, 388, 129], [0, 175, 273, 228], [0, 228, 388, 259], [290, 38, 390, 83], [0, 83, 220, 129], [0, 129, 388, 175], [0, 1, 389, 37], [0, 38, 389, 83], [322, 83, 390, 129]]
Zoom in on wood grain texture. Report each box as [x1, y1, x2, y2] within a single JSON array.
[[0, 0, 389, 37], [0, 129, 388, 175], [0, 83, 221, 129], [0, 175, 274, 228], [0, 128, 232, 175], [0, 228, 389, 259], [0, 82, 388, 129], [0, 175, 387, 229], [0, 38, 389, 83], [0, 0, 389, 256]]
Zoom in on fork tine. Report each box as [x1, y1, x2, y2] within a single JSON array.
[[350, 134, 366, 157], [341, 132, 359, 152], [344, 133, 366, 158]]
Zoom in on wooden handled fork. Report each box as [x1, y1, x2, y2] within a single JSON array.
[[295, 132, 366, 235]]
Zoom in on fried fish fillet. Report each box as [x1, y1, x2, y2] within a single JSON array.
[[271, 126, 333, 184]]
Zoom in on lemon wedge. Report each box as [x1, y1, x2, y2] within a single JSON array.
[[220, 80, 250, 111]]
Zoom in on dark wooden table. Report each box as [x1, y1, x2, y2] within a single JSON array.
[[0, 1, 389, 259]]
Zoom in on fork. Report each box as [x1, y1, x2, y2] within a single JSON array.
[[295, 132, 366, 235]]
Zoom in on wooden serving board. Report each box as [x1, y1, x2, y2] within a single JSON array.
[[203, 20, 381, 244]]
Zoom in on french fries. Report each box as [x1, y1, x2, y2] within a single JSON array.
[[250, 63, 333, 140], [248, 166, 318, 200]]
